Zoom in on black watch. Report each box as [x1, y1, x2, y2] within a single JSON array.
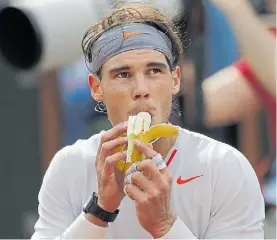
[[83, 192, 119, 223]]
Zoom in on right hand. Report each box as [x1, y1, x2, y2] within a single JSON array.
[[95, 121, 128, 213]]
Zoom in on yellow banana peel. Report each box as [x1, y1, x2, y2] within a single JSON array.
[[114, 112, 179, 174]]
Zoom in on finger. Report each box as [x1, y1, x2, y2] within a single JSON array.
[[100, 121, 128, 144], [129, 171, 152, 192], [137, 159, 162, 182], [96, 121, 128, 157], [125, 162, 139, 176], [159, 166, 172, 178], [125, 154, 166, 176], [103, 151, 127, 177], [97, 137, 128, 169], [124, 170, 149, 185], [124, 183, 145, 201], [100, 137, 128, 158], [133, 139, 157, 159]]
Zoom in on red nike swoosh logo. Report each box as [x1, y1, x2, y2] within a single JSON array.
[[177, 175, 204, 185]]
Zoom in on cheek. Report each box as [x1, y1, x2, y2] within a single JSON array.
[[102, 85, 131, 124], [152, 83, 173, 114], [103, 82, 127, 103], [105, 90, 125, 111]]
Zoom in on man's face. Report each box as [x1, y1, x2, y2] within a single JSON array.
[[95, 49, 181, 126]]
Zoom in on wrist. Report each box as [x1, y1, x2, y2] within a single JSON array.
[[97, 198, 118, 213], [83, 192, 120, 224], [150, 214, 177, 239], [85, 213, 108, 227]]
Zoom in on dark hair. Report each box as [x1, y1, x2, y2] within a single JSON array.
[[81, 2, 185, 76]]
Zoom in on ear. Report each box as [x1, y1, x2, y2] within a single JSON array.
[[171, 66, 181, 95], [88, 74, 104, 102]]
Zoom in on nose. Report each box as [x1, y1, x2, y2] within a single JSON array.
[[133, 75, 150, 100]]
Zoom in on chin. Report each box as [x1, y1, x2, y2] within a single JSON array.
[[150, 117, 167, 126]]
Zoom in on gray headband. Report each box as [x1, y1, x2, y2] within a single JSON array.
[[89, 23, 174, 75]]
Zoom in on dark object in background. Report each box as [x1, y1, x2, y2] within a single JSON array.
[[0, 63, 41, 238], [0, 3, 41, 238], [249, 0, 273, 14], [0, 6, 42, 70]]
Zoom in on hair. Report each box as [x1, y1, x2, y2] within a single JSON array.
[[81, 2, 186, 77]]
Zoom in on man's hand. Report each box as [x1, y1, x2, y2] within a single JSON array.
[[95, 122, 128, 213], [124, 140, 176, 238]]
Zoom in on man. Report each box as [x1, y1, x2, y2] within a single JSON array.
[[32, 2, 265, 239]]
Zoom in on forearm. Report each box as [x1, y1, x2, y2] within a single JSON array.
[[224, 2, 276, 96], [61, 213, 108, 239], [32, 213, 108, 239], [157, 217, 197, 239], [202, 65, 260, 127]]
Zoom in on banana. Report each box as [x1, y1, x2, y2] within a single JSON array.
[[115, 112, 179, 174]]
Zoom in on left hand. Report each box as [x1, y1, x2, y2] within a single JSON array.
[[124, 140, 176, 238]]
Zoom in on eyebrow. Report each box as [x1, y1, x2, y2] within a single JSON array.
[[146, 61, 168, 69], [108, 61, 168, 75], [108, 66, 131, 75]]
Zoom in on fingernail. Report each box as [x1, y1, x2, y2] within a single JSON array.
[[122, 122, 128, 128], [123, 185, 128, 195], [147, 143, 153, 149]]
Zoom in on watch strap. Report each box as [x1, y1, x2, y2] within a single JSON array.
[[83, 192, 119, 223]]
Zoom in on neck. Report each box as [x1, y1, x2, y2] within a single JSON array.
[[152, 136, 177, 160]]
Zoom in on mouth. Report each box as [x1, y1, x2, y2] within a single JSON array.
[[129, 110, 154, 117]]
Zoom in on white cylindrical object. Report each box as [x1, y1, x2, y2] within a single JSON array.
[[0, 0, 110, 71]]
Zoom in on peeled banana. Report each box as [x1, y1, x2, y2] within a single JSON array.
[[115, 112, 179, 173]]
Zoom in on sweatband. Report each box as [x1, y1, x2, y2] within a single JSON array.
[[89, 23, 173, 74]]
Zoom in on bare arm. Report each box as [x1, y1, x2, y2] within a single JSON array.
[[210, 0, 276, 97], [202, 65, 260, 127]]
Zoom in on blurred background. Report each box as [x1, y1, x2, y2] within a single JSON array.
[[0, 0, 275, 238]]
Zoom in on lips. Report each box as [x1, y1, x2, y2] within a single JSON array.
[[130, 110, 153, 117]]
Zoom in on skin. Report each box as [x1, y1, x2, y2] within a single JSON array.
[[210, 0, 276, 97], [87, 49, 181, 238]]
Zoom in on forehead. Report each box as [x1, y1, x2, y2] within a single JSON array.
[[102, 49, 168, 71]]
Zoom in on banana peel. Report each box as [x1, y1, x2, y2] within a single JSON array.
[[114, 112, 179, 174]]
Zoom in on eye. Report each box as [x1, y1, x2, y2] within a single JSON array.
[[117, 72, 131, 78], [149, 68, 162, 75]]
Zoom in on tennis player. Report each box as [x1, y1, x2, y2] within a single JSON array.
[[31, 2, 265, 239]]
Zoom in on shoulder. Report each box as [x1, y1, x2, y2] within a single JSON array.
[[178, 128, 263, 211], [178, 128, 255, 176], [40, 133, 103, 206], [44, 133, 102, 181]]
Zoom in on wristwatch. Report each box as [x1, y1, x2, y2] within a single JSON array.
[[83, 192, 119, 223]]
